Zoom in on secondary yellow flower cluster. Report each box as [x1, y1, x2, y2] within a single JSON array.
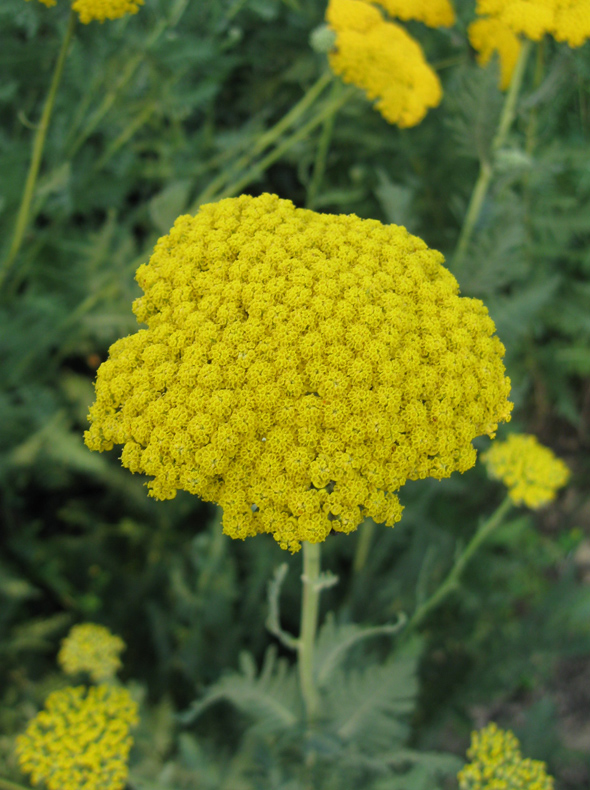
[[26, 0, 144, 23], [326, 0, 455, 126], [469, 0, 590, 89], [458, 722, 554, 790], [58, 623, 126, 683], [85, 193, 512, 552], [16, 685, 139, 790], [482, 433, 569, 508]]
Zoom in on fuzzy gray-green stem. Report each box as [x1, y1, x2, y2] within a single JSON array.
[[353, 519, 375, 575], [298, 541, 322, 723], [0, 10, 76, 290], [408, 497, 513, 631], [453, 40, 532, 269]]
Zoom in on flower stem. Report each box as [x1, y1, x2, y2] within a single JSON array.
[[407, 497, 513, 632], [453, 39, 532, 269], [353, 519, 375, 575], [298, 540, 322, 723], [0, 9, 76, 290], [306, 80, 342, 208], [189, 71, 335, 212]]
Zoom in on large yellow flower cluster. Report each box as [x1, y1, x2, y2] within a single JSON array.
[[16, 685, 139, 790], [25, 0, 144, 22], [482, 433, 569, 509], [469, 0, 590, 89], [326, 0, 454, 127], [85, 193, 512, 552], [458, 722, 554, 790], [58, 623, 125, 683]]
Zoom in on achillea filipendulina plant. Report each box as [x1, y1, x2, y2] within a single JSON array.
[[58, 623, 126, 682], [85, 193, 513, 553], [325, 0, 453, 126], [458, 722, 554, 790], [469, 0, 590, 88], [366, 0, 456, 27], [482, 433, 570, 508], [16, 685, 139, 790]]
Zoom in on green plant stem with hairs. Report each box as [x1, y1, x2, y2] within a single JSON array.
[[353, 519, 375, 575], [453, 40, 533, 269], [298, 541, 322, 723], [0, 9, 76, 290], [407, 497, 513, 631]]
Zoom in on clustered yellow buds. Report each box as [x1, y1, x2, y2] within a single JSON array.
[[325, 0, 454, 126], [469, 0, 590, 89], [58, 623, 126, 683], [16, 685, 139, 790], [458, 722, 554, 790], [85, 193, 512, 552], [26, 0, 144, 23], [482, 433, 570, 509]]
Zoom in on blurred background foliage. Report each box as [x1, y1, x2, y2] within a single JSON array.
[[0, 0, 589, 787]]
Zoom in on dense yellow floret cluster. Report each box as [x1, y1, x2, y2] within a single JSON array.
[[458, 722, 554, 790], [16, 685, 138, 790], [482, 433, 569, 508], [366, 0, 455, 27], [85, 194, 512, 552], [469, 0, 590, 88], [58, 624, 125, 683], [326, 0, 449, 126], [72, 0, 143, 23]]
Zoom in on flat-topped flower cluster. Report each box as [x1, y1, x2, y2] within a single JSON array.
[[85, 193, 512, 552], [27, 0, 144, 23]]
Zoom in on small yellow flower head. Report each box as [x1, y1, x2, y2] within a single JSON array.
[[482, 433, 570, 509], [458, 722, 554, 790], [367, 0, 456, 28], [72, 0, 144, 23], [326, 0, 443, 126], [470, 0, 590, 87], [85, 194, 512, 552], [25, 0, 57, 7], [16, 685, 139, 790], [58, 623, 126, 683]]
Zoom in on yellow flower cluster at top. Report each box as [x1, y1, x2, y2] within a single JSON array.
[[326, 0, 455, 126], [58, 623, 125, 683], [458, 722, 554, 790], [85, 193, 512, 552], [26, 0, 144, 23], [469, 0, 590, 89], [16, 685, 139, 790], [482, 433, 569, 509]]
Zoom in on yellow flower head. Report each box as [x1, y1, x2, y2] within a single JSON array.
[[469, 0, 590, 87], [367, 0, 456, 27], [25, 0, 57, 6], [16, 685, 139, 790], [482, 433, 570, 509], [326, 0, 443, 126], [72, 0, 144, 23], [458, 722, 554, 790], [85, 193, 512, 552], [58, 623, 126, 683]]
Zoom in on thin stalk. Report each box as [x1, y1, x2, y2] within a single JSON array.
[[93, 100, 158, 171], [352, 519, 375, 575], [189, 71, 334, 212], [0, 10, 76, 289], [213, 84, 353, 204], [298, 541, 322, 723], [407, 497, 513, 632], [453, 40, 532, 269], [306, 80, 341, 208]]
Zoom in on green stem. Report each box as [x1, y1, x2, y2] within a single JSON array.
[[298, 541, 322, 723], [0, 777, 30, 790], [353, 519, 375, 575], [0, 10, 76, 290], [93, 100, 158, 171], [453, 40, 532, 269], [306, 80, 341, 208], [189, 71, 334, 212], [407, 497, 513, 632], [213, 84, 353, 205]]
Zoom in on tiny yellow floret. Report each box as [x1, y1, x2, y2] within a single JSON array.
[[72, 0, 143, 23], [366, 0, 456, 27], [326, 0, 443, 126], [458, 722, 554, 790], [58, 623, 126, 682], [85, 194, 512, 552], [482, 433, 570, 508], [16, 685, 138, 790]]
